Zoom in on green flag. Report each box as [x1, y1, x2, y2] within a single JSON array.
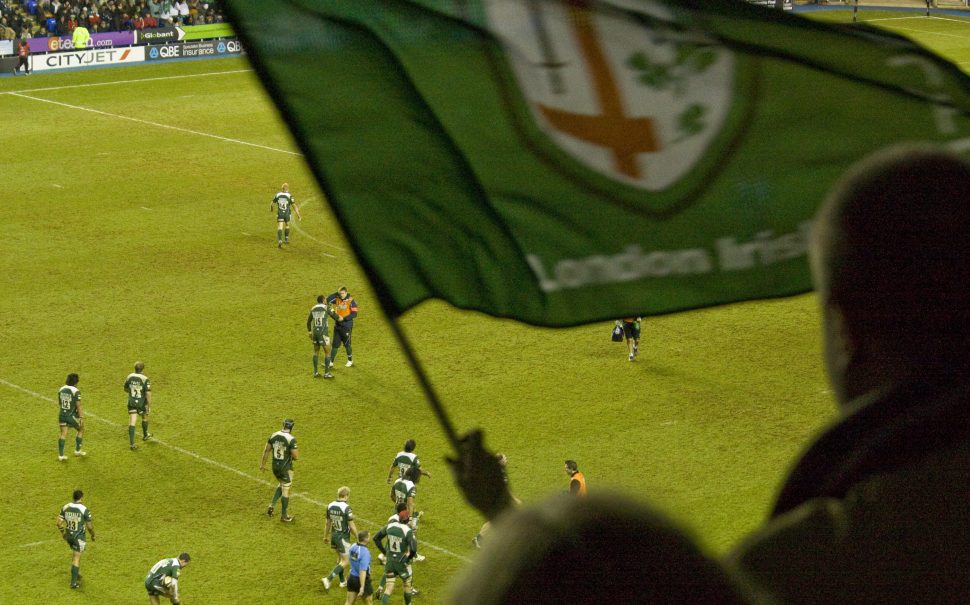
[[223, 0, 970, 327]]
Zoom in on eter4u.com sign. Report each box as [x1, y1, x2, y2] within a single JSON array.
[[33, 47, 146, 72]]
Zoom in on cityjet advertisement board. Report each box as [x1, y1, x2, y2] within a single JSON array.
[[146, 39, 244, 60], [32, 46, 146, 72]]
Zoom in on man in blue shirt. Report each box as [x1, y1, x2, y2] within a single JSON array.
[[346, 530, 373, 604]]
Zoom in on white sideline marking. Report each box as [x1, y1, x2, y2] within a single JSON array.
[[866, 16, 970, 25], [0, 377, 471, 564], [928, 16, 970, 25], [865, 16, 930, 22], [52, 183, 63, 188], [883, 25, 970, 40], [141, 207, 152, 211], [8, 92, 303, 157], [20, 540, 57, 548], [290, 198, 347, 252], [0, 68, 253, 95], [242, 231, 252, 236], [291, 223, 337, 258], [11, 86, 347, 255]]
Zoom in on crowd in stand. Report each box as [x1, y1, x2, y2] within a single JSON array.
[[0, 0, 225, 40]]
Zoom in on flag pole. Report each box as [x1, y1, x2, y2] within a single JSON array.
[[388, 316, 462, 451]]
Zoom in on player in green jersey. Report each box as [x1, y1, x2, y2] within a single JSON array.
[[385, 439, 432, 484], [308, 295, 338, 379], [260, 418, 298, 522], [57, 373, 86, 461], [124, 361, 153, 450], [322, 486, 359, 591], [391, 467, 426, 560], [391, 467, 418, 524], [56, 489, 95, 589], [144, 552, 191, 605], [271, 182, 302, 248], [374, 513, 418, 605], [375, 504, 420, 598]]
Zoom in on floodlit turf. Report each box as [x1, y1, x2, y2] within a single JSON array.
[[809, 10, 970, 65], [1, 10, 968, 603]]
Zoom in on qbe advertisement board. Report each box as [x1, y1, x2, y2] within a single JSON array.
[[146, 39, 244, 61], [32, 46, 146, 72]]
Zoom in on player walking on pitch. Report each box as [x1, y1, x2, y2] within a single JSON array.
[[386, 439, 432, 483], [260, 418, 298, 522], [57, 489, 95, 589], [374, 511, 419, 604], [375, 504, 421, 596], [323, 486, 359, 591], [308, 295, 339, 379], [271, 182, 302, 248], [124, 361, 153, 449], [57, 373, 86, 461], [144, 552, 191, 605]]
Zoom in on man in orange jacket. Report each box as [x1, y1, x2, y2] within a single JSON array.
[[565, 460, 587, 496]]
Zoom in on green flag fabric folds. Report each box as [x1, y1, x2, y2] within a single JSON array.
[[224, 0, 970, 326]]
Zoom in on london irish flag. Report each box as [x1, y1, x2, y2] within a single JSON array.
[[223, 0, 970, 327]]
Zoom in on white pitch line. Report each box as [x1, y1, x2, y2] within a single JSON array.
[[290, 201, 348, 253], [882, 25, 970, 41], [0, 377, 471, 564], [11, 86, 347, 255], [0, 68, 253, 95], [141, 206, 153, 211], [8, 92, 303, 157], [290, 223, 338, 258], [19, 540, 58, 548], [928, 15, 970, 25], [865, 16, 933, 22], [52, 183, 64, 188]]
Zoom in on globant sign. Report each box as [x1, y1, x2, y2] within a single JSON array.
[[32, 46, 146, 72]]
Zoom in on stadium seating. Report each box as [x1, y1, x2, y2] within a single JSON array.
[[1, 0, 226, 39]]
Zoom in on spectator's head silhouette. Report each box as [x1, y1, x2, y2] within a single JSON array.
[[450, 491, 753, 604], [811, 145, 970, 407]]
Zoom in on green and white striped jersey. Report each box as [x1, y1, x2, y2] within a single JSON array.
[[383, 520, 415, 565], [327, 500, 354, 540], [123, 372, 151, 407], [57, 385, 80, 418], [392, 451, 420, 479], [267, 430, 297, 470], [145, 557, 182, 585], [272, 192, 293, 212], [59, 502, 91, 541], [392, 478, 417, 506], [307, 303, 331, 333]]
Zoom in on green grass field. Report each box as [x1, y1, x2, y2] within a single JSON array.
[[0, 9, 967, 604]]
